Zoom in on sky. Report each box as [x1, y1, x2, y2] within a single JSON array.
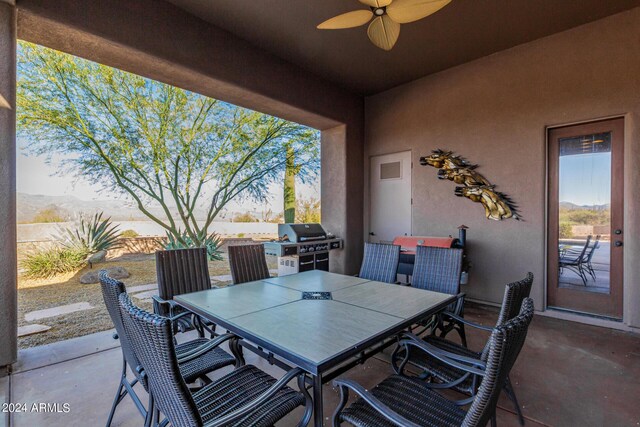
[[16, 139, 320, 215], [559, 152, 611, 206]]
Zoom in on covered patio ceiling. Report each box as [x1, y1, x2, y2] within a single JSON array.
[[167, 0, 640, 94]]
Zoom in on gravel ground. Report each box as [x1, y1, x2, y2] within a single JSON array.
[[17, 252, 277, 349]]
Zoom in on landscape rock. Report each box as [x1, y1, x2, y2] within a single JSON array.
[[87, 250, 107, 265], [80, 266, 130, 284]]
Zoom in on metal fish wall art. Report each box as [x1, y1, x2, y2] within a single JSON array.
[[420, 149, 521, 221]]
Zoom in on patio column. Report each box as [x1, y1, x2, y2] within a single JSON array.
[[0, 0, 17, 372], [322, 124, 364, 275]]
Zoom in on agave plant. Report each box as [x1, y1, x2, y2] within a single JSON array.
[[60, 212, 121, 255], [164, 230, 223, 261]]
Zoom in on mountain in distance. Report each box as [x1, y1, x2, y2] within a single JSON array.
[[17, 193, 267, 224], [17, 193, 216, 223], [17, 193, 150, 222], [559, 201, 610, 211]]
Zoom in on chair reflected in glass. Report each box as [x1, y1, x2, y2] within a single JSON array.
[[559, 235, 600, 286]]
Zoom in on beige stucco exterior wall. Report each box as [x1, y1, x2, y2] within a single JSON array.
[[364, 8, 640, 328]]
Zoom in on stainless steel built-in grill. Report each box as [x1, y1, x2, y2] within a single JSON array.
[[263, 223, 343, 276]]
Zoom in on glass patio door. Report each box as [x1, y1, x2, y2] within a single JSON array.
[[547, 118, 624, 319]]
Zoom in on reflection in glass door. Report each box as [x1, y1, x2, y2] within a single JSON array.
[[548, 119, 623, 319]]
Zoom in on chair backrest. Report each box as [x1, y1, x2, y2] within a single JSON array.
[[156, 247, 211, 300], [576, 235, 593, 261], [463, 298, 535, 427], [585, 235, 601, 262], [358, 243, 401, 283], [495, 272, 534, 327], [118, 293, 202, 427], [98, 270, 146, 387], [228, 244, 270, 285], [411, 246, 463, 294], [480, 272, 534, 360]]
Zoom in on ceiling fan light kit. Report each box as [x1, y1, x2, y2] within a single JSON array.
[[317, 0, 452, 51]]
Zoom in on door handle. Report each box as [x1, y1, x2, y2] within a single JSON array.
[[614, 241, 623, 247]]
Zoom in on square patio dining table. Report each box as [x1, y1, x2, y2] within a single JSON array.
[[175, 269, 456, 426]]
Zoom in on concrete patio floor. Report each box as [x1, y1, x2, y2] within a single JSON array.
[[2, 303, 639, 427]]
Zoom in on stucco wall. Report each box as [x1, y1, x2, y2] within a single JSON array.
[[364, 8, 640, 327]]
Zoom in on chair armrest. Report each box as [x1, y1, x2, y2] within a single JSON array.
[[152, 295, 179, 314], [203, 368, 305, 427], [332, 379, 422, 427], [451, 292, 465, 316], [440, 311, 493, 332], [176, 333, 236, 364], [398, 333, 486, 373]]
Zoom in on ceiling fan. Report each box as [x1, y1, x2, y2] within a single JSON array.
[[317, 0, 451, 51]]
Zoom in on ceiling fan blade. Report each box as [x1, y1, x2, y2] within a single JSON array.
[[386, 0, 451, 24], [317, 10, 374, 29], [367, 15, 400, 51], [359, 0, 393, 7]]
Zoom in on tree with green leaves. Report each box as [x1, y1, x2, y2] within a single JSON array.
[[17, 42, 320, 248]]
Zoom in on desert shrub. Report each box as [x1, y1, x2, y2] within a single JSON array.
[[559, 222, 573, 238], [22, 246, 88, 278], [33, 207, 68, 223], [296, 198, 321, 223], [237, 233, 246, 238], [163, 231, 223, 261], [120, 229, 140, 238], [59, 212, 121, 254], [233, 212, 257, 222], [261, 209, 284, 223]]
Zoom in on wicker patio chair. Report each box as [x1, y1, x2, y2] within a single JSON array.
[[117, 293, 312, 427], [228, 244, 271, 285], [358, 243, 401, 283], [411, 246, 466, 344], [392, 272, 534, 425], [154, 247, 214, 336], [559, 235, 592, 286], [99, 271, 236, 427], [332, 298, 535, 427]]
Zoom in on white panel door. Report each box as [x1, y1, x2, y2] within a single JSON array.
[[369, 151, 412, 243]]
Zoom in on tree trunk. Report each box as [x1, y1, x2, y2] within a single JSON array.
[[284, 144, 296, 223]]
